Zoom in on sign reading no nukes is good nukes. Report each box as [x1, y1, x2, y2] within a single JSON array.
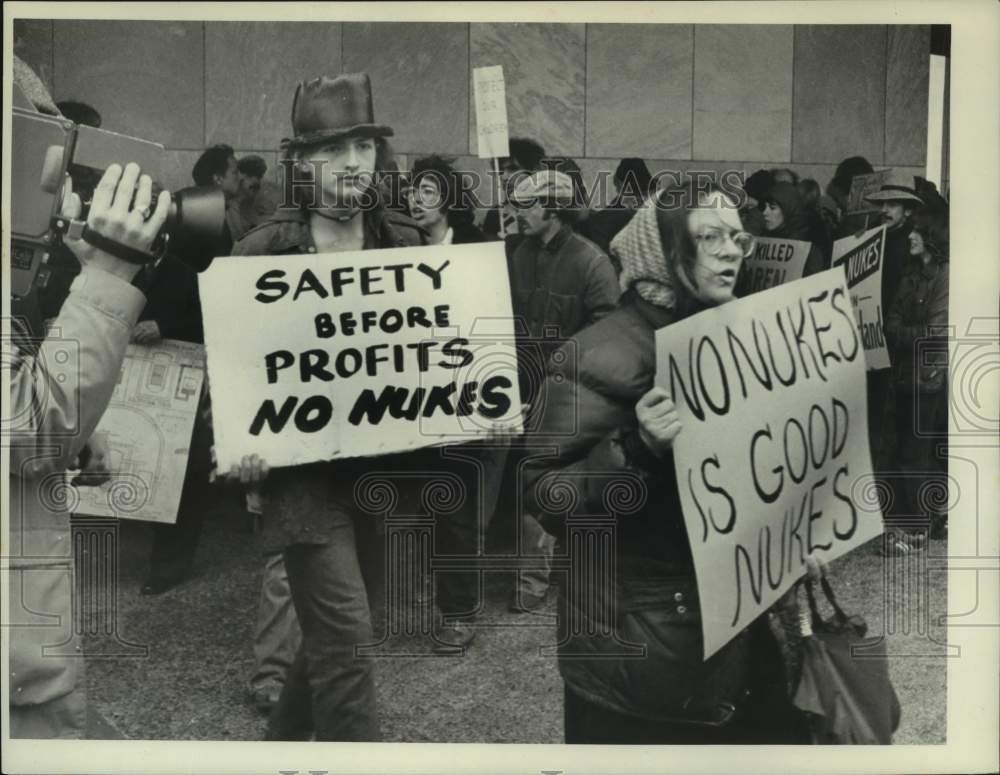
[[655, 268, 883, 659]]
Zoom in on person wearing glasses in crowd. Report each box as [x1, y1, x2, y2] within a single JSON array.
[[407, 154, 488, 245], [522, 183, 808, 744], [402, 154, 507, 651]]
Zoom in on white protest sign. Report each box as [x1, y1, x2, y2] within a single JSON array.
[[71, 340, 205, 524], [735, 237, 812, 296], [655, 268, 883, 659], [199, 242, 523, 470], [831, 225, 891, 371], [473, 65, 510, 160], [847, 169, 891, 213]]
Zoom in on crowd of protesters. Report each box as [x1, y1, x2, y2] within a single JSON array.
[[9, 59, 949, 744]]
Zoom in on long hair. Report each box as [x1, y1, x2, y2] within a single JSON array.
[[651, 182, 718, 315], [409, 154, 477, 227], [911, 212, 949, 263]]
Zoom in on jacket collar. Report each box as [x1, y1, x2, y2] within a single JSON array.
[[915, 257, 946, 280], [625, 288, 678, 329], [543, 222, 573, 252], [266, 206, 397, 252]]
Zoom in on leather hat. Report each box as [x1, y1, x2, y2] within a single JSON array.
[[285, 73, 393, 149]]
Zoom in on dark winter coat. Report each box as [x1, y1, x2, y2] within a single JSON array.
[[509, 224, 619, 351], [450, 220, 491, 244], [522, 290, 791, 727], [886, 258, 949, 391], [764, 182, 828, 277], [137, 256, 206, 344], [880, 221, 915, 316]]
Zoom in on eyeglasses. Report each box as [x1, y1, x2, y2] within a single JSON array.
[[407, 184, 443, 205], [694, 228, 755, 258]]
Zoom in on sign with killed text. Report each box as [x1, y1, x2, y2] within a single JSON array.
[[655, 268, 883, 659], [71, 340, 205, 524], [831, 225, 891, 371], [735, 236, 812, 296], [198, 242, 523, 470]]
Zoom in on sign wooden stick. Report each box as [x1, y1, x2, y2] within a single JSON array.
[[494, 156, 506, 239]]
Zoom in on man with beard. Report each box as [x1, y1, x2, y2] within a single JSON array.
[[862, 174, 925, 495], [504, 170, 619, 612], [864, 173, 924, 316]]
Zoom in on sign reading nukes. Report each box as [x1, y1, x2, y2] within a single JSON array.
[[199, 242, 523, 470], [831, 225, 890, 370], [655, 268, 883, 659]]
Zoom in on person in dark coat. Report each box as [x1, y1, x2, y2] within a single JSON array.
[[504, 169, 620, 612], [797, 178, 834, 265], [226, 154, 275, 241], [481, 136, 547, 239], [522, 182, 809, 744], [760, 181, 827, 276], [826, 155, 875, 238], [738, 168, 774, 237], [586, 157, 654, 258], [883, 214, 949, 552], [864, 174, 924, 316], [138, 145, 238, 596], [861, 174, 925, 470], [407, 154, 490, 245]]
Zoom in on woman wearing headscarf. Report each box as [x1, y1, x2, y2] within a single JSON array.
[[761, 181, 829, 275], [883, 214, 950, 551], [522, 183, 809, 744]]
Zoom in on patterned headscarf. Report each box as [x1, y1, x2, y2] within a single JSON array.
[[610, 196, 677, 309]]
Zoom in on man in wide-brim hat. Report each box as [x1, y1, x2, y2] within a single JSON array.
[[863, 171, 925, 314], [859, 171, 925, 495]]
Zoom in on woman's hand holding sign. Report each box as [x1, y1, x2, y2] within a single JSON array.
[[636, 387, 682, 458]]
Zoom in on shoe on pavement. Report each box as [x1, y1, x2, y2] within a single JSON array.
[[249, 685, 282, 713], [877, 531, 927, 557], [508, 589, 548, 613], [433, 621, 476, 652]]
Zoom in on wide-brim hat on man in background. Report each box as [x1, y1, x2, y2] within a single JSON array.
[[283, 73, 393, 150], [864, 170, 925, 206]]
